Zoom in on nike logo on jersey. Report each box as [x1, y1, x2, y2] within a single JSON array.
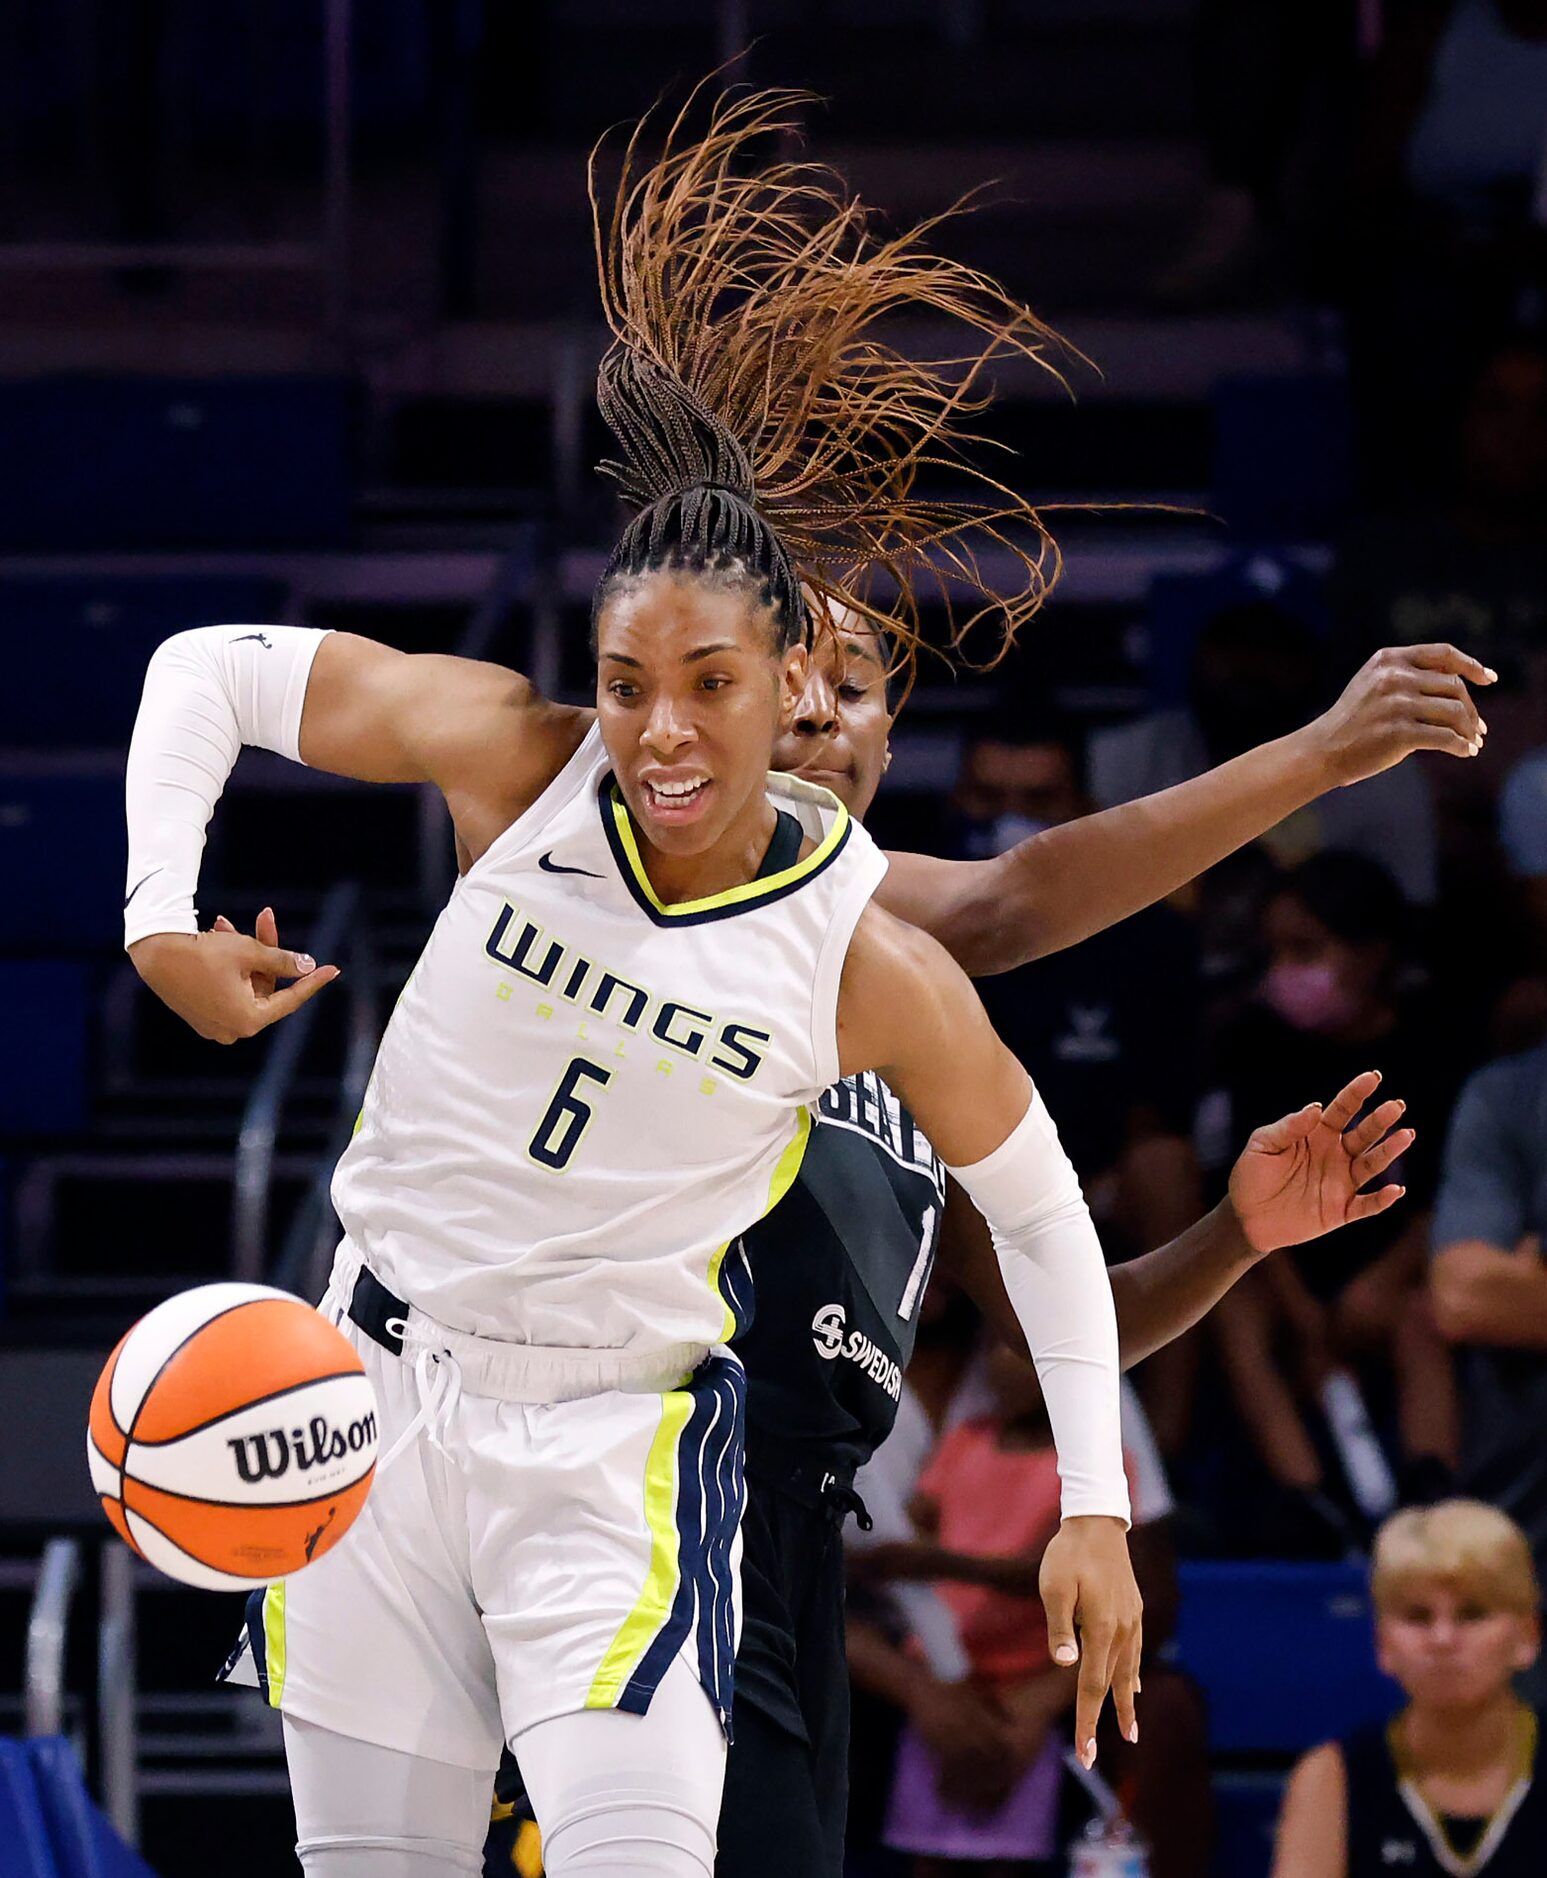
[[232, 632, 272, 648], [124, 867, 162, 909], [538, 852, 602, 878]]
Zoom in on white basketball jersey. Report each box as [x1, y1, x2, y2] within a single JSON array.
[[330, 725, 887, 1351]]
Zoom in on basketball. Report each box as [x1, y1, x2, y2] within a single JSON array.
[[87, 1283, 379, 1591]]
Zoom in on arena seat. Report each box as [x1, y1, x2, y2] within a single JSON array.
[[0, 776, 124, 953], [0, 577, 285, 752], [1211, 1771, 1285, 1878], [1211, 372, 1355, 540], [1176, 1561, 1398, 1755], [0, 379, 355, 550], [0, 964, 92, 1135], [0, 1739, 62, 1878], [26, 1735, 162, 1878]]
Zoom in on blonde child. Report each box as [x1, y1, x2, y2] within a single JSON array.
[[1274, 1499, 1545, 1877]]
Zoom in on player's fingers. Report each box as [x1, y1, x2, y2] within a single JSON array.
[[1343, 1096, 1405, 1156], [211, 915, 237, 934], [1404, 643, 1497, 686], [1251, 1102, 1322, 1153], [1112, 1625, 1142, 1745], [1320, 1071, 1382, 1134], [1405, 726, 1483, 759], [1044, 1575, 1079, 1670], [1411, 693, 1482, 742], [255, 905, 279, 950], [1348, 1184, 1405, 1221], [252, 964, 341, 1029], [251, 940, 318, 982], [1353, 1128, 1415, 1187], [1074, 1625, 1115, 1767], [1351, 1126, 1411, 1186]]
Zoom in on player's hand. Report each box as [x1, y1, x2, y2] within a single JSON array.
[[1039, 1515, 1142, 1767], [130, 906, 339, 1045], [1229, 1070, 1412, 1254], [1311, 643, 1494, 786]]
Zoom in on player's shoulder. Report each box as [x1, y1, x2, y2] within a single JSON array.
[[846, 897, 969, 994]]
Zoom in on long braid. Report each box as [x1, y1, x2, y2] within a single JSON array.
[[589, 79, 1074, 678]]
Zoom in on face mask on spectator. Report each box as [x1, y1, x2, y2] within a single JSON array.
[[1262, 959, 1362, 1034]]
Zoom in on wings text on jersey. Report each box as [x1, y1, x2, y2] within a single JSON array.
[[485, 902, 773, 1081]]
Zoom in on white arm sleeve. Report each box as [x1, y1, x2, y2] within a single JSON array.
[[946, 1086, 1130, 1525], [123, 625, 330, 948]]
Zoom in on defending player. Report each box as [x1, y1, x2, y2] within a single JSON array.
[[491, 605, 1470, 1878]]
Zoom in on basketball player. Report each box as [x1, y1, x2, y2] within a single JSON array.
[[125, 86, 1151, 1878]]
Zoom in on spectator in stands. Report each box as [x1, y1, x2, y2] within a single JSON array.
[[1272, 1499, 1545, 1876], [1201, 852, 1466, 1546], [1089, 599, 1438, 913], [1333, 337, 1547, 783], [951, 713, 1206, 1455], [849, 1309, 1211, 1878], [1490, 747, 1547, 1051], [1351, 4, 1547, 486], [1430, 1038, 1547, 1702]]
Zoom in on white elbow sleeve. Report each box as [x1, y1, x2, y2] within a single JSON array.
[[946, 1087, 1130, 1525], [123, 625, 329, 948]]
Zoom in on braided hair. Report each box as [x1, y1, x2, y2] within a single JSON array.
[[589, 81, 1073, 683]]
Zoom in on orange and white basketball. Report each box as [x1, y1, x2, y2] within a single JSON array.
[[87, 1283, 378, 1591]]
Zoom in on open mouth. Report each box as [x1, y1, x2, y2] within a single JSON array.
[[640, 774, 713, 822]]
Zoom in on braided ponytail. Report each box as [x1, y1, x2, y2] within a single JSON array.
[[590, 80, 1073, 681]]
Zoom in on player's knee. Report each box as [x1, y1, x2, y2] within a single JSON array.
[[538, 1773, 717, 1876], [296, 1834, 483, 1876]]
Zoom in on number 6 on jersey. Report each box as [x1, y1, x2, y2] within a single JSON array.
[[528, 1057, 613, 1171]]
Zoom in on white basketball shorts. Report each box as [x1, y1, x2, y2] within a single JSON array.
[[221, 1261, 746, 1770]]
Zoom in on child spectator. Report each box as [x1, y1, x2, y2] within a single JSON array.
[[1273, 1499, 1547, 1876], [873, 1343, 1137, 1875]]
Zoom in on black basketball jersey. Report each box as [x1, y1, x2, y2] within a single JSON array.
[[735, 1069, 945, 1479], [1343, 1710, 1547, 1877]]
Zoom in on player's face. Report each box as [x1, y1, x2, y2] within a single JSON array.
[[771, 617, 894, 818], [1376, 1576, 1539, 1710], [595, 571, 808, 856]]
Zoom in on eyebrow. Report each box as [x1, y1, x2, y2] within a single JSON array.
[[602, 642, 741, 669], [839, 637, 885, 670]]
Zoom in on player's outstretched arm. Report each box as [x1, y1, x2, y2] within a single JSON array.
[[940, 1070, 1414, 1371], [876, 642, 1494, 975], [837, 906, 1140, 1764], [125, 625, 590, 1042]]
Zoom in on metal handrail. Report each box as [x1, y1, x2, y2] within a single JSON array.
[[272, 911, 382, 1300], [98, 1540, 139, 1843], [24, 1537, 81, 1738], [231, 880, 362, 1282]]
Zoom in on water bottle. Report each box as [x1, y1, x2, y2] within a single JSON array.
[[1069, 1815, 1150, 1878]]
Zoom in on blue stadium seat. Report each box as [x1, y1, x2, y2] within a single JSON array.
[[1212, 1772, 1285, 1878], [0, 378, 355, 550], [0, 1739, 62, 1878], [1176, 1561, 1399, 1755], [0, 577, 284, 751], [27, 1736, 162, 1878], [0, 964, 92, 1135], [1211, 372, 1356, 540], [0, 777, 124, 953]]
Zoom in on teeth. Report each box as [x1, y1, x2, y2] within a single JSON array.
[[650, 778, 705, 799]]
